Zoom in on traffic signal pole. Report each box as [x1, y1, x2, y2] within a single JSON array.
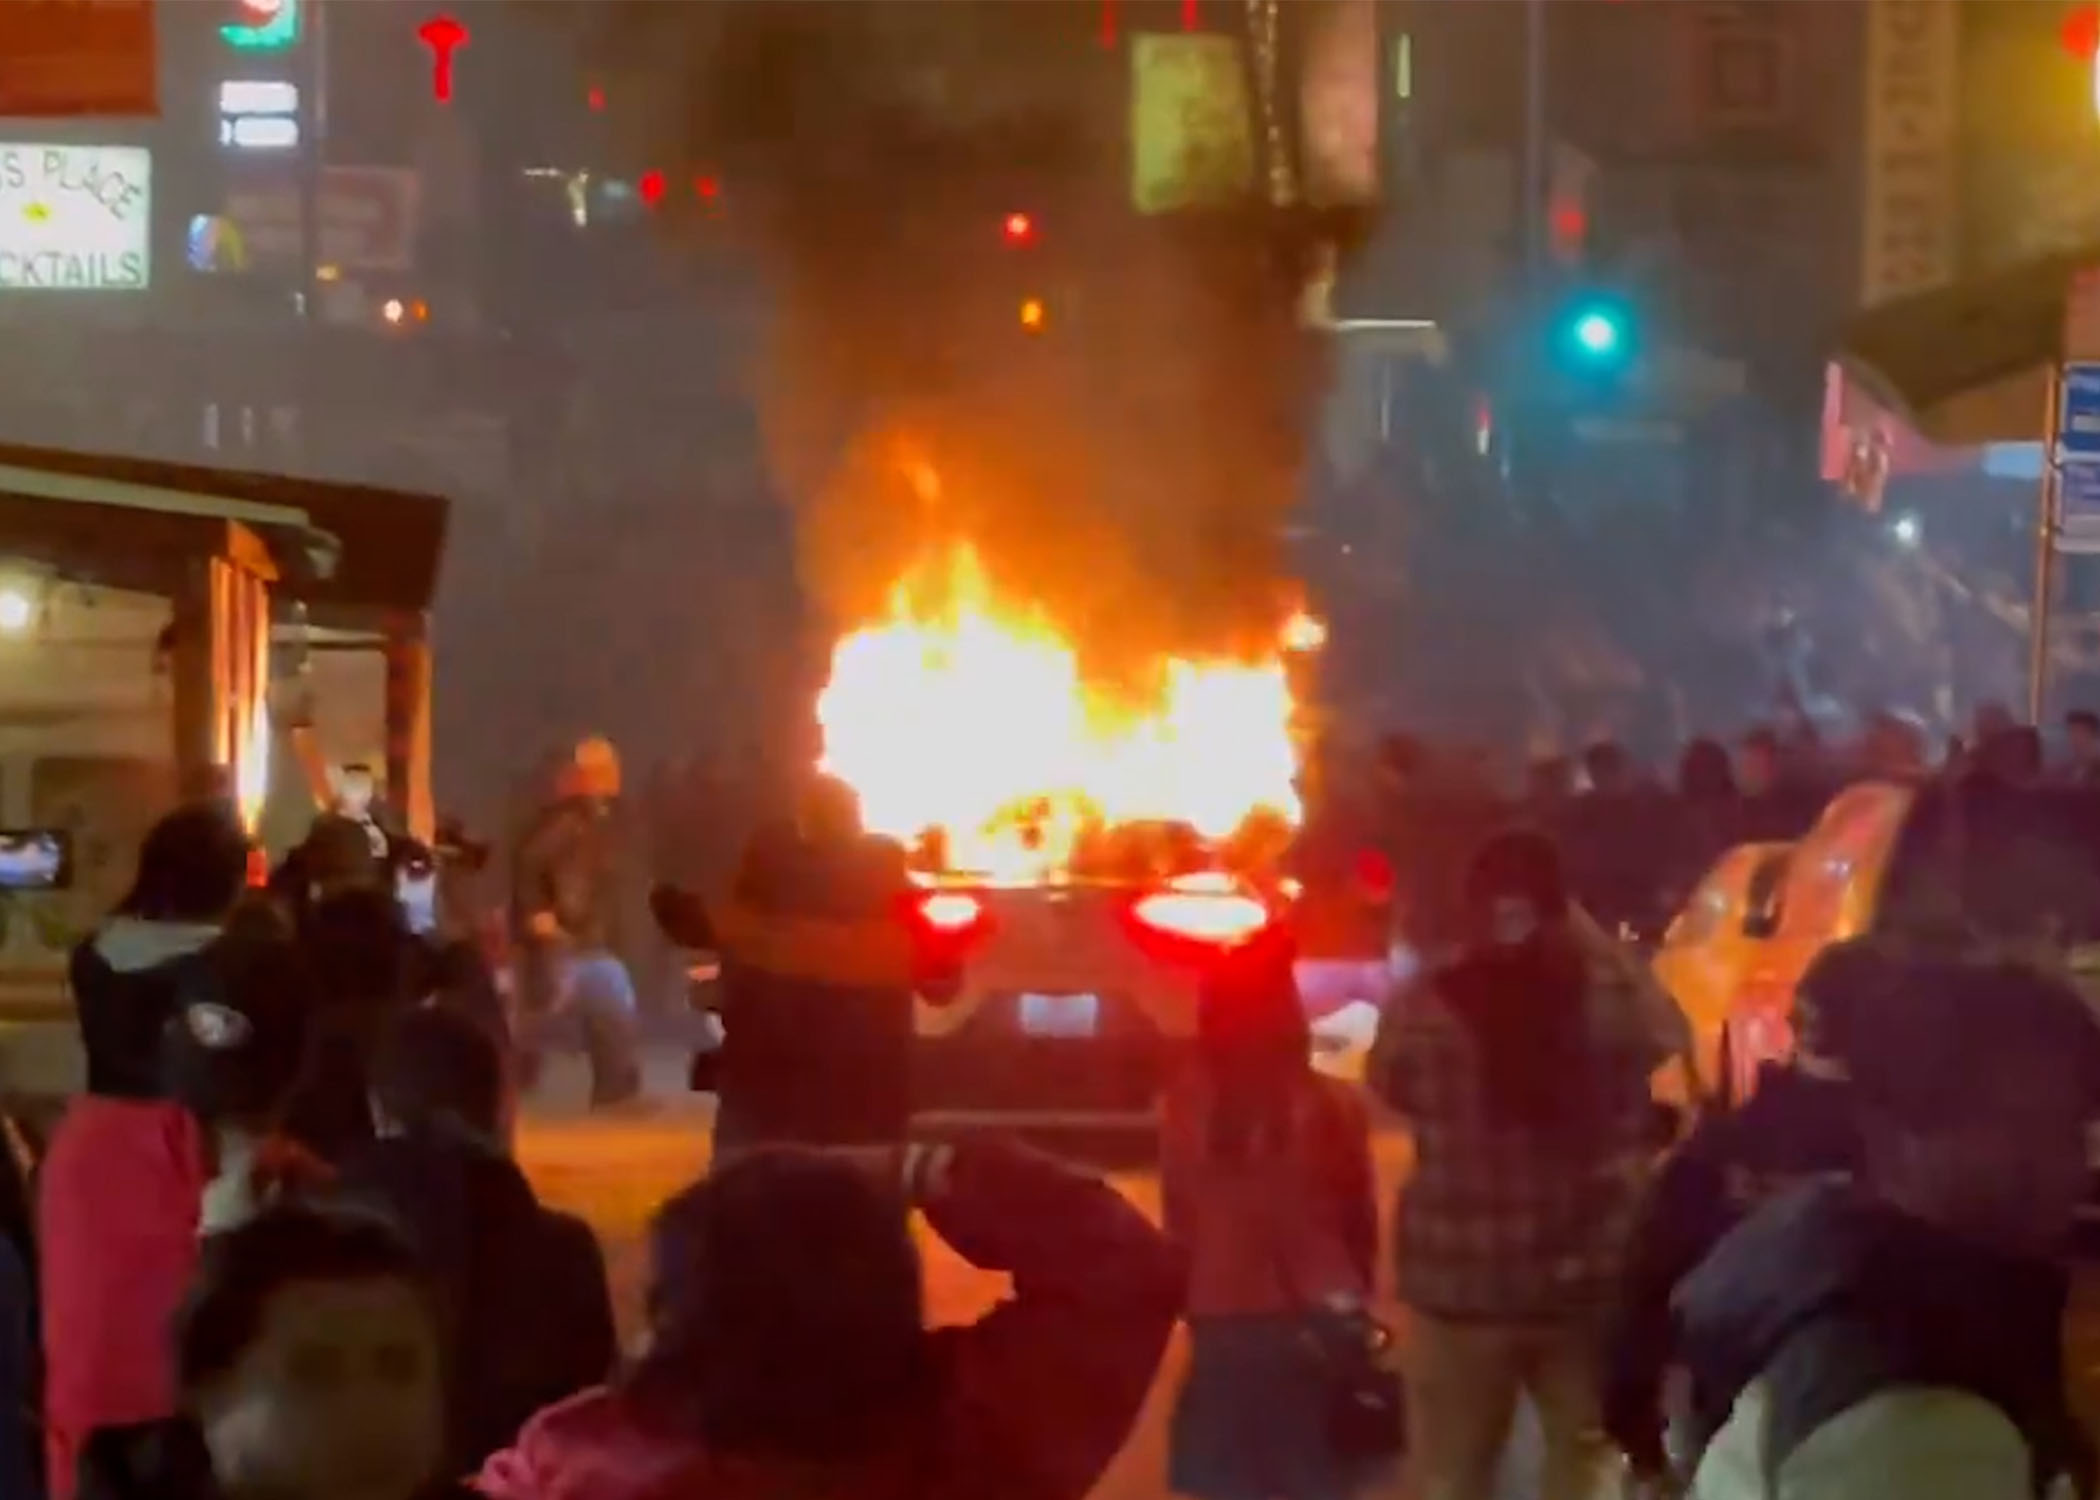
[[1522, 0, 1546, 288], [298, 0, 329, 321]]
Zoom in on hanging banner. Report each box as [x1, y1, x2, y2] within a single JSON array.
[[0, 0, 157, 118], [1130, 33, 1257, 215], [1858, 0, 1959, 307]]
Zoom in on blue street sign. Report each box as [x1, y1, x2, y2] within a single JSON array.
[[2061, 362, 2100, 459], [2056, 458, 2100, 554]]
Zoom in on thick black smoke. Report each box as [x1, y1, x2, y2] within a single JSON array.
[[659, 0, 1331, 698]]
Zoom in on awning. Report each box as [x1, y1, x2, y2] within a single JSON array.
[[1834, 247, 2100, 447], [0, 440, 449, 615]]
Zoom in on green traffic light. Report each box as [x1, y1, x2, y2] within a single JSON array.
[[221, 0, 301, 50], [1573, 311, 1620, 356]]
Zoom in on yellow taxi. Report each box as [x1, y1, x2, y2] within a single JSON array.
[[1651, 839, 1795, 1101]]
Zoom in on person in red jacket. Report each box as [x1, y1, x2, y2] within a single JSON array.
[[478, 1137, 1183, 1500], [1162, 932, 1380, 1500]]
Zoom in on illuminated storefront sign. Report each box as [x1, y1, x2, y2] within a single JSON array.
[[0, 145, 150, 290], [217, 79, 300, 151]]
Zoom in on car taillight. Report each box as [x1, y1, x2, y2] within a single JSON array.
[[1354, 848, 1396, 901], [916, 890, 985, 936], [1130, 874, 1275, 948]]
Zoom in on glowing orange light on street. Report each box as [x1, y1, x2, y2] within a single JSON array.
[[1019, 297, 1047, 331], [2063, 3, 2100, 59]]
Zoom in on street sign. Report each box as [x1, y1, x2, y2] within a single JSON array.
[[0, 0, 155, 117], [2060, 361, 2100, 458], [220, 166, 421, 273], [2059, 458, 2100, 552]]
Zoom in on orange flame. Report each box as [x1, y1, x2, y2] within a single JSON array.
[[817, 542, 1301, 879]]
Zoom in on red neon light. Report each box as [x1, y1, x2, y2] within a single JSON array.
[[416, 14, 468, 103], [1182, 0, 1199, 30], [2064, 3, 2100, 58], [1100, 0, 1116, 48], [638, 169, 667, 206]]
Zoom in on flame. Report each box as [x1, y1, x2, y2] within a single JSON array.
[[818, 542, 1302, 879]]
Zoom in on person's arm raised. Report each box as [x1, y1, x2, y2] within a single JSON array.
[[911, 1140, 1184, 1500]]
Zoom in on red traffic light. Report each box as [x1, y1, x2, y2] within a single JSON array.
[[2064, 3, 2099, 58], [417, 14, 468, 102], [638, 169, 667, 206], [1002, 211, 1036, 245]]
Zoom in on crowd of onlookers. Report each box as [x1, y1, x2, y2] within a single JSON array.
[[2, 698, 2099, 1500]]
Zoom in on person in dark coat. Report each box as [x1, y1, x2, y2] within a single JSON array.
[[1602, 937, 1890, 1483], [76, 1201, 472, 1500], [284, 887, 417, 1163], [478, 1138, 1184, 1500], [698, 776, 955, 1152], [339, 1006, 615, 1473], [43, 803, 249, 1500], [509, 737, 643, 1108]]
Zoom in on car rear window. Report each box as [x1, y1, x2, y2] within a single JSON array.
[[1879, 781, 2100, 948]]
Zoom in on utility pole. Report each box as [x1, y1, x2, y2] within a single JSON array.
[[1522, 0, 1547, 287], [298, 0, 329, 321]]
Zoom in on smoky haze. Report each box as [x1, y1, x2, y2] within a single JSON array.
[[675, 0, 1328, 700]]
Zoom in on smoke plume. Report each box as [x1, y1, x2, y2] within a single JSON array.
[[678, 0, 1328, 699]]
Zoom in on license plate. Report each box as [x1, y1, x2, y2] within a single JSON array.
[[1017, 993, 1100, 1038]]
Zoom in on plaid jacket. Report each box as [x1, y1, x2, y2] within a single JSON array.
[[1371, 923, 1674, 1321]]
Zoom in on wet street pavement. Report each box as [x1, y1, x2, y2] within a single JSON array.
[[511, 1050, 1535, 1500]]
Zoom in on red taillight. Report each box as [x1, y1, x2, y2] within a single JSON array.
[[1130, 875, 1275, 948], [916, 890, 984, 935]]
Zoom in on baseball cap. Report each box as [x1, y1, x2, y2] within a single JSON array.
[[162, 934, 314, 1126]]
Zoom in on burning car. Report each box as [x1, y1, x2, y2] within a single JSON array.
[[814, 541, 1365, 1148]]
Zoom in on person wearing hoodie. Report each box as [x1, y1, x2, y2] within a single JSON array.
[[1369, 828, 1686, 1500], [340, 1005, 615, 1473], [478, 1136, 1183, 1500], [1677, 957, 2100, 1500], [165, 928, 330, 1240], [1601, 937, 1895, 1486], [40, 803, 250, 1500], [76, 1199, 472, 1500]]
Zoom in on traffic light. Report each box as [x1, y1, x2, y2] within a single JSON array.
[[1556, 294, 1635, 371], [221, 0, 301, 50], [1002, 211, 1036, 246]]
